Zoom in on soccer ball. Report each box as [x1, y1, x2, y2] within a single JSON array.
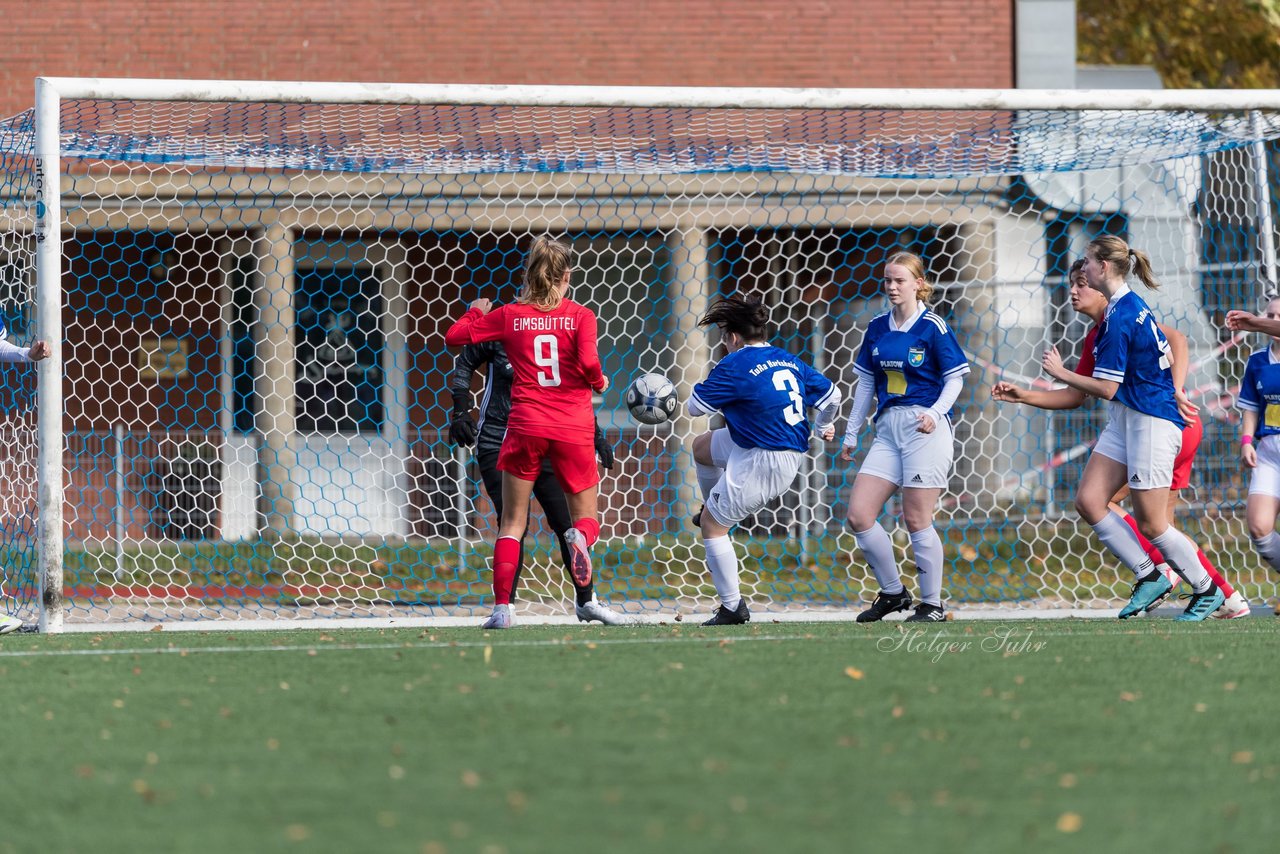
[[626, 372, 678, 425]]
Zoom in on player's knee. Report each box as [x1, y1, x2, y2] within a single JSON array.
[[700, 515, 729, 539], [1073, 493, 1106, 524], [1135, 517, 1166, 541], [846, 506, 873, 532], [692, 432, 713, 465], [901, 507, 932, 532], [1248, 517, 1274, 540]]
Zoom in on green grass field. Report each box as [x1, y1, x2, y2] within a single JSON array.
[[4, 618, 1279, 854]]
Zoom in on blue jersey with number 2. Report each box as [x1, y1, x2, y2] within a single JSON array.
[[691, 344, 836, 451], [1091, 288, 1184, 427]]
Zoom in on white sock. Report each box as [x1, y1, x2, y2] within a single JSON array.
[[909, 527, 944, 607], [1159, 564, 1180, 590], [696, 463, 722, 501], [1253, 532, 1280, 573], [1091, 512, 1156, 579], [854, 523, 903, 595], [1150, 527, 1212, 593], [704, 535, 741, 609]]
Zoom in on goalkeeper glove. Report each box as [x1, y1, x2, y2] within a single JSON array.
[[594, 422, 615, 470], [449, 407, 478, 446]]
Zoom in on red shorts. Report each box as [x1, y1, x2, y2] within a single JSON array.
[[497, 430, 599, 495], [1172, 413, 1202, 491]]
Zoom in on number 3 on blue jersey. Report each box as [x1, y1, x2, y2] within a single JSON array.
[[772, 368, 805, 425]]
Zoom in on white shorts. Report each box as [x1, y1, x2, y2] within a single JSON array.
[[704, 428, 804, 527], [1092, 402, 1182, 490], [1248, 435, 1280, 499], [858, 406, 954, 489]]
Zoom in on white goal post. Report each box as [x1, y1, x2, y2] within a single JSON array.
[[10, 78, 1280, 631]]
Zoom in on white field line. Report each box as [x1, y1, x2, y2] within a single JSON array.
[[1, 622, 1274, 659], [44, 608, 1164, 634]]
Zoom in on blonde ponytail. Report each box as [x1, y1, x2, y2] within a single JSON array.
[[519, 235, 573, 310]]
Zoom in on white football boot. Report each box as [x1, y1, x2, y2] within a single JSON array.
[[575, 597, 627, 626], [1212, 591, 1250, 619], [481, 604, 514, 630]]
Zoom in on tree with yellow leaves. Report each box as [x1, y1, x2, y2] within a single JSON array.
[[1079, 0, 1280, 88]]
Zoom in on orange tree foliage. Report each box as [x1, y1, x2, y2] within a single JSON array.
[[1079, 0, 1280, 88]]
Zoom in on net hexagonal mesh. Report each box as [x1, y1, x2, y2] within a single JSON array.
[[2, 93, 1279, 626]]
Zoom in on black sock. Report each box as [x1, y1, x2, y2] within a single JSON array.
[[574, 582, 594, 607]]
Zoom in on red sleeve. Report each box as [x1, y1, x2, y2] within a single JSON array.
[[1074, 326, 1098, 377], [576, 308, 605, 392], [445, 305, 505, 347]]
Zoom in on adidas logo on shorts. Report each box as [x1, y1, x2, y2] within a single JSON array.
[[911, 474, 924, 484], [1130, 473, 1141, 483]]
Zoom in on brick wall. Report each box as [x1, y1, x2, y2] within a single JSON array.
[[0, 0, 1013, 116]]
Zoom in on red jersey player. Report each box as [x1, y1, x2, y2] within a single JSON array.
[[444, 236, 612, 629]]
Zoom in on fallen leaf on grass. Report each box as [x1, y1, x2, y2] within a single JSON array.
[[1056, 813, 1082, 833], [844, 667, 864, 680]]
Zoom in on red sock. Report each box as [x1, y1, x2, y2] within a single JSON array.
[[492, 536, 520, 605], [510, 540, 525, 601], [1197, 549, 1235, 597], [1122, 513, 1166, 565], [574, 518, 600, 548]]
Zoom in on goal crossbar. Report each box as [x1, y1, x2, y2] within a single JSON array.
[[35, 77, 1280, 111]]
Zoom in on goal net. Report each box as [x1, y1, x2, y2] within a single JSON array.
[[3, 81, 1279, 630]]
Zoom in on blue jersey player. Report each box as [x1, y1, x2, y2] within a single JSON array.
[[0, 319, 49, 366], [840, 252, 969, 623], [1042, 235, 1221, 621], [0, 317, 50, 635], [1231, 295, 1280, 577], [686, 295, 842, 626]]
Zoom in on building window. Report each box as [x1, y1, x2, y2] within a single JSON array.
[[294, 264, 384, 434]]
